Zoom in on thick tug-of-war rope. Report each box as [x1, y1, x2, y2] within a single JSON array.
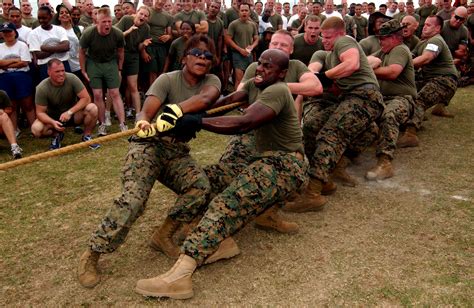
[[0, 102, 246, 172]]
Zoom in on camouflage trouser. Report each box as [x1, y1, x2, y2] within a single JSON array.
[[89, 137, 210, 253], [218, 132, 257, 165], [308, 88, 384, 182], [183, 151, 309, 264], [377, 95, 415, 159], [408, 75, 457, 129]]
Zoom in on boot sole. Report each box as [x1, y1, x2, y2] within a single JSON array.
[[254, 222, 299, 234], [135, 286, 194, 299]]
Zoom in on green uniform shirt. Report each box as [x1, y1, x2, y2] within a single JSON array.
[[174, 10, 206, 25], [353, 15, 368, 41], [404, 35, 420, 51], [441, 20, 469, 53], [291, 18, 302, 29], [344, 15, 357, 38], [168, 36, 187, 71], [146, 70, 221, 107], [242, 59, 310, 84], [360, 35, 381, 56], [80, 26, 125, 63], [374, 44, 417, 97], [79, 14, 93, 28], [148, 9, 174, 44], [268, 14, 283, 29], [227, 19, 257, 49], [416, 4, 437, 31], [436, 8, 455, 21], [414, 34, 458, 79], [35, 73, 85, 119], [242, 80, 303, 154], [393, 11, 407, 22], [207, 17, 224, 50], [321, 36, 379, 92], [22, 16, 39, 29], [291, 33, 324, 65], [0, 89, 11, 109], [115, 16, 150, 54]]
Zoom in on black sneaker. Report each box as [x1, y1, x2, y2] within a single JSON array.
[[49, 132, 64, 150], [82, 135, 101, 150], [74, 126, 84, 134]]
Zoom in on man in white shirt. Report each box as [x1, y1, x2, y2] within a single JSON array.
[[322, 0, 343, 19]]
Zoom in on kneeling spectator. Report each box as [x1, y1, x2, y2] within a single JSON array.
[[31, 58, 100, 150], [0, 90, 22, 159]]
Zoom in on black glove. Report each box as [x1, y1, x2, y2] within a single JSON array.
[[315, 71, 333, 88], [172, 113, 204, 141]]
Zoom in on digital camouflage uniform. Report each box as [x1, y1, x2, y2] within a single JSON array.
[[183, 81, 308, 264], [408, 34, 458, 129], [373, 44, 417, 159], [307, 36, 384, 182], [218, 60, 310, 165], [89, 71, 221, 253]]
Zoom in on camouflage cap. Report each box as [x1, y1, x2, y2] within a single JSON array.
[[377, 19, 406, 36]]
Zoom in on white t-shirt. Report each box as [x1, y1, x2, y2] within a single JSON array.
[[287, 14, 300, 27], [0, 40, 31, 73], [281, 15, 288, 30], [64, 27, 80, 72], [28, 24, 70, 65], [322, 11, 343, 19], [386, 9, 398, 17], [16, 25, 32, 45], [258, 16, 273, 34]]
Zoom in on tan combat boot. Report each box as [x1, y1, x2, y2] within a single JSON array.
[[204, 237, 241, 264], [332, 155, 357, 187], [431, 103, 454, 118], [365, 154, 394, 181], [397, 126, 419, 148], [283, 178, 327, 213], [254, 206, 299, 233], [135, 254, 196, 299], [321, 180, 337, 195], [78, 248, 101, 288], [149, 217, 181, 259]]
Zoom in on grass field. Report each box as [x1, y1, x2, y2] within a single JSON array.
[[0, 88, 473, 305]]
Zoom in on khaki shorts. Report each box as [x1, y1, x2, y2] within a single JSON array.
[[86, 59, 120, 89]]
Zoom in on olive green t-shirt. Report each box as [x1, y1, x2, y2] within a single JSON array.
[[374, 44, 416, 97], [268, 14, 283, 29], [320, 35, 379, 92], [22, 16, 39, 29], [310, 50, 341, 101], [392, 11, 407, 22], [168, 36, 187, 71], [404, 35, 420, 51], [174, 10, 206, 25], [207, 17, 224, 49], [441, 20, 469, 53], [80, 26, 125, 63], [241, 59, 310, 84], [0, 89, 12, 109], [115, 16, 150, 54], [148, 9, 174, 44], [291, 34, 324, 65], [414, 34, 458, 79], [224, 7, 259, 27], [146, 70, 221, 108], [79, 14, 93, 28], [35, 73, 85, 119], [353, 15, 368, 41], [359, 35, 381, 56], [227, 19, 257, 49], [242, 80, 303, 154], [291, 18, 303, 29], [416, 4, 437, 24]]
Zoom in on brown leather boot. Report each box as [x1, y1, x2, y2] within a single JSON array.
[[431, 103, 454, 118], [254, 206, 299, 233], [283, 179, 327, 213], [321, 180, 337, 195], [135, 254, 196, 299], [397, 126, 419, 148], [204, 237, 241, 264], [365, 154, 394, 181], [149, 217, 181, 259], [78, 248, 101, 288], [332, 156, 357, 187]]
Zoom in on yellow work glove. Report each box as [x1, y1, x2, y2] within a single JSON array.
[[135, 120, 156, 138], [155, 104, 183, 132]]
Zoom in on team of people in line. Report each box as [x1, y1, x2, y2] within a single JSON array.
[[0, 0, 471, 300]]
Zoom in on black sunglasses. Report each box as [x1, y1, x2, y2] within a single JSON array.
[[454, 15, 466, 21], [187, 48, 213, 60]]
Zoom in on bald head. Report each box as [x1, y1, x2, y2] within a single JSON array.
[[261, 49, 289, 71], [454, 6, 468, 18], [450, 6, 467, 28], [401, 15, 418, 38]]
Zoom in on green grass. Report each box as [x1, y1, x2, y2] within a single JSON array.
[[0, 88, 473, 305]]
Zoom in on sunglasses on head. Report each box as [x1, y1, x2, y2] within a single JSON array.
[[187, 48, 213, 60], [454, 15, 466, 21]]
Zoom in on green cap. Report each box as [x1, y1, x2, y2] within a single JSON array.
[[377, 19, 406, 36]]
